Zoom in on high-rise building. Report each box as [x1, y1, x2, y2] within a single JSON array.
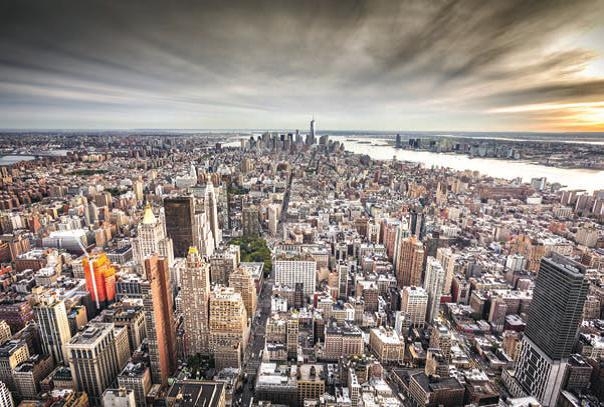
[[0, 381, 14, 407], [242, 205, 261, 237], [436, 247, 458, 295], [229, 266, 257, 320], [0, 321, 12, 345], [513, 254, 589, 406], [204, 182, 222, 248], [429, 323, 452, 362], [67, 323, 120, 406], [32, 288, 72, 365], [181, 247, 211, 357], [208, 286, 249, 366], [82, 252, 116, 308], [163, 196, 197, 258], [132, 204, 174, 267], [274, 257, 317, 296], [424, 257, 445, 322], [400, 286, 428, 328], [268, 204, 281, 237], [142, 255, 177, 385], [0, 340, 30, 392], [396, 236, 424, 288]]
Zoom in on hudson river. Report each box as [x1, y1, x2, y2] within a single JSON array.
[[333, 137, 603, 192]]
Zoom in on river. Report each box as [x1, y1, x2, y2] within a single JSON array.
[[333, 136, 603, 192]]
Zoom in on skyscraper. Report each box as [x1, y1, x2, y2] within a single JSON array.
[[423, 257, 445, 322], [132, 204, 174, 267], [400, 286, 428, 328], [229, 266, 257, 320], [513, 254, 589, 406], [204, 182, 222, 248], [163, 196, 197, 258], [142, 255, 177, 385], [32, 288, 72, 365], [396, 236, 424, 288], [82, 252, 116, 308], [181, 247, 211, 357], [67, 323, 120, 406], [209, 286, 249, 362]]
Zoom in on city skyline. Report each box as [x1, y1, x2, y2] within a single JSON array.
[[1, 0, 604, 132]]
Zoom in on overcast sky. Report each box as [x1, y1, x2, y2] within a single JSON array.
[[1, 0, 604, 132]]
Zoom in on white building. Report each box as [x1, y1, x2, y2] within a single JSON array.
[[274, 259, 317, 296], [400, 287, 428, 328]]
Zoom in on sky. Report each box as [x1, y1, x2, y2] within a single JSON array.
[[1, 0, 604, 132]]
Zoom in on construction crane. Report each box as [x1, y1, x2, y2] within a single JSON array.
[[76, 238, 101, 310]]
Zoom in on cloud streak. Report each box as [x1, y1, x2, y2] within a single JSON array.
[[0, 0, 603, 131]]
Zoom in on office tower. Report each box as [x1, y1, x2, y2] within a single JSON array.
[[209, 248, 238, 286], [102, 388, 136, 407], [286, 315, 299, 360], [513, 254, 589, 406], [0, 340, 29, 392], [424, 257, 445, 322], [307, 118, 316, 145], [32, 288, 72, 365], [0, 321, 11, 345], [142, 255, 177, 385], [204, 182, 222, 248], [369, 327, 405, 365], [117, 363, 152, 407], [274, 258, 317, 296], [400, 286, 428, 328], [396, 236, 424, 288], [163, 196, 197, 257], [133, 180, 144, 202], [82, 252, 116, 308], [229, 266, 257, 320], [0, 381, 13, 407], [242, 205, 261, 237], [436, 247, 458, 295], [132, 204, 174, 267], [67, 323, 120, 406], [429, 323, 452, 362], [13, 354, 54, 400], [268, 203, 280, 237], [209, 287, 249, 361], [181, 247, 211, 357]]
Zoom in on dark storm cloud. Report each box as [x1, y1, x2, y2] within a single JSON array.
[[0, 0, 603, 129]]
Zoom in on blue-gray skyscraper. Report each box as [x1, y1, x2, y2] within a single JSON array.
[[511, 253, 589, 406]]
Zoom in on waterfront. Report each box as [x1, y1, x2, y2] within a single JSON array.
[[0, 155, 36, 165], [333, 136, 604, 192]]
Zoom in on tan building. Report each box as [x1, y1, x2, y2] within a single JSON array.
[[400, 286, 428, 328], [209, 286, 249, 367], [396, 236, 424, 287], [323, 323, 364, 361], [0, 321, 11, 345], [369, 327, 404, 365], [181, 247, 211, 357], [429, 323, 452, 362], [117, 362, 152, 407], [229, 266, 257, 320], [298, 364, 325, 406], [0, 339, 30, 391], [67, 323, 121, 406]]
